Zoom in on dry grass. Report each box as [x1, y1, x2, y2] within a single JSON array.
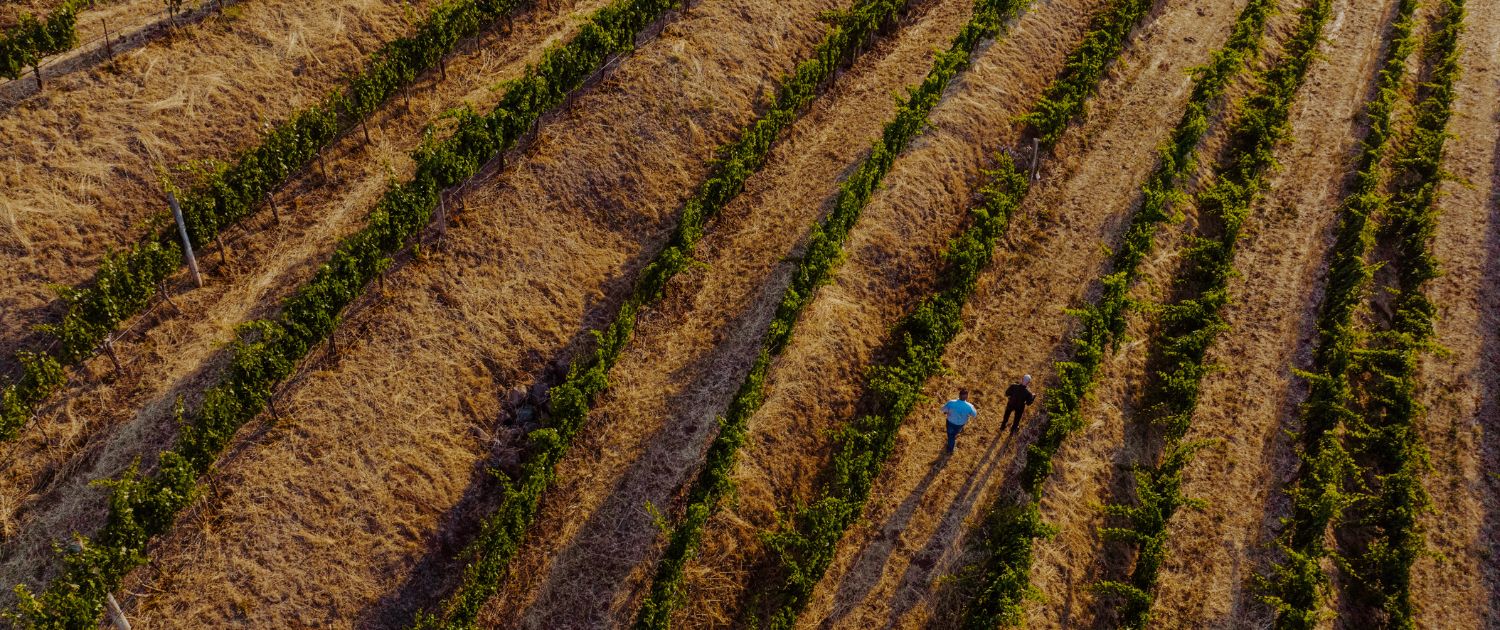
[[0, 0, 602, 605], [1405, 0, 1500, 626], [467, 0, 980, 626], [660, 0, 1134, 625], [0, 0, 437, 370], [4, 0, 864, 626], [0, 0, 1492, 625]]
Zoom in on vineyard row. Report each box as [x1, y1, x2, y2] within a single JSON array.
[[1088, 0, 1332, 627], [9, 0, 679, 626], [0, 0, 92, 80], [1342, 0, 1463, 624], [1258, 0, 1422, 625], [634, 0, 1040, 626], [0, 0, 537, 443], [405, 0, 933, 627], [954, 0, 1300, 624], [688, 0, 1156, 624]]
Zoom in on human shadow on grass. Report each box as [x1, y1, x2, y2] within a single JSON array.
[[1476, 105, 1500, 628], [865, 413, 1018, 629]]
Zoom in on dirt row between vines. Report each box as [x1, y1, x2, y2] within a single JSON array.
[[0, 0, 437, 369], [660, 0, 1128, 625], [791, 0, 1294, 626], [471, 0, 982, 626], [0, 0, 606, 590], [1407, 0, 1500, 625], [97, 0, 848, 626]]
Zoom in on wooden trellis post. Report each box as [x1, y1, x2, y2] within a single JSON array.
[[104, 594, 131, 630], [167, 192, 203, 287]]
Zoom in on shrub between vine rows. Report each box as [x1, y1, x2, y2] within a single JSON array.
[[404, 0, 933, 626], [7, 0, 675, 627], [629, 3, 1038, 627], [1340, 1, 1462, 626], [704, 0, 1155, 626], [1255, 0, 1421, 627], [0, 0, 536, 443]]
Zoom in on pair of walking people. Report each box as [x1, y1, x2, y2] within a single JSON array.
[[941, 375, 1036, 453]]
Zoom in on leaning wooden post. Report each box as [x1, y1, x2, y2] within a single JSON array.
[[102, 18, 113, 58], [101, 336, 124, 374], [361, 119, 372, 146], [167, 192, 203, 287], [104, 593, 131, 630], [436, 192, 448, 239], [1030, 137, 1041, 182], [266, 191, 280, 223], [215, 234, 229, 266], [33, 64, 42, 90]]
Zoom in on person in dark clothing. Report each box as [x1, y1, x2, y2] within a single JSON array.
[[1003, 374, 1035, 434]]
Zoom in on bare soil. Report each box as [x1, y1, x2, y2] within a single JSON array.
[[0, 0, 605, 584], [467, 0, 985, 627], [44, 0, 852, 626], [0, 0, 436, 371]]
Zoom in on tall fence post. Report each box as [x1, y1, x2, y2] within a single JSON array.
[[167, 192, 203, 287]]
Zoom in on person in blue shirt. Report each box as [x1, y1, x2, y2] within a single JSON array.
[[942, 389, 977, 454]]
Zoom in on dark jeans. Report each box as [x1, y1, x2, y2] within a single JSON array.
[[946, 421, 964, 452], [1003, 403, 1026, 433]]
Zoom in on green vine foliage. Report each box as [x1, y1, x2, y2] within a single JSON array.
[[0, 0, 536, 444], [728, 0, 1158, 626], [1339, 1, 1462, 627], [410, 0, 985, 626], [0, 0, 90, 80], [1256, 0, 1424, 627], [6, 1, 675, 627], [621, 0, 1043, 625], [959, 0, 1285, 624], [1078, 1, 1334, 628]]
